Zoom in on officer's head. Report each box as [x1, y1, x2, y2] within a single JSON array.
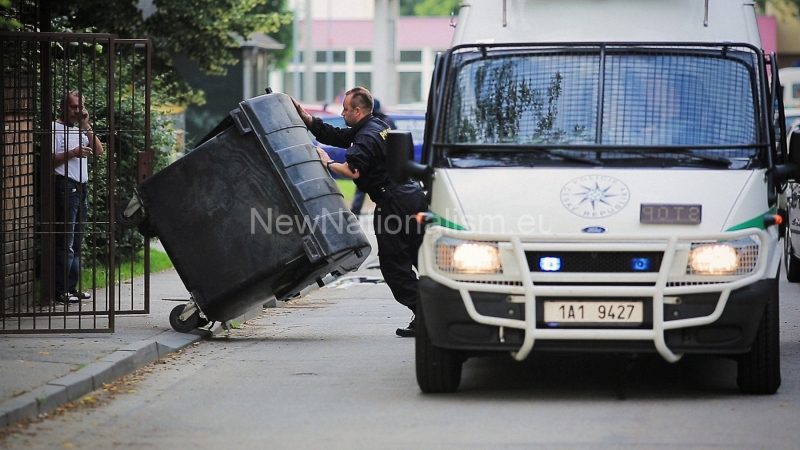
[[342, 86, 373, 127]]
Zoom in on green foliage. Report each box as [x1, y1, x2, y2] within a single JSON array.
[[255, 0, 294, 70], [83, 247, 173, 289], [0, 0, 21, 30], [413, 0, 461, 16], [335, 179, 356, 201], [58, 0, 293, 107], [770, 0, 800, 15], [399, 0, 419, 16]]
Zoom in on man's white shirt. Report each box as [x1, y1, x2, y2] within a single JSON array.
[[53, 121, 90, 183]]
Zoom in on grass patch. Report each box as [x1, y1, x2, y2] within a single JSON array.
[[335, 178, 356, 202], [81, 246, 174, 287]]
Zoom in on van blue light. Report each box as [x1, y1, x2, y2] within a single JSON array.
[[539, 257, 562, 272], [631, 258, 651, 271]]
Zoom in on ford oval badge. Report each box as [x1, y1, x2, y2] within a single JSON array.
[[582, 226, 607, 234]]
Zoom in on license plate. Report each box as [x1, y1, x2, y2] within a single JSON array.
[[543, 301, 643, 323]]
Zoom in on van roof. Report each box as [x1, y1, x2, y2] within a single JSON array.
[[452, 0, 761, 47]]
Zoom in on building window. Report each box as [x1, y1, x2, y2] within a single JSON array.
[[355, 51, 371, 63], [355, 72, 372, 90], [400, 51, 422, 63], [398, 72, 422, 103], [315, 72, 346, 103], [316, 50, 346, 63], [285, 72, 304, 99]]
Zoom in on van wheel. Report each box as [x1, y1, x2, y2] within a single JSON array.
[[785, 229, 800, 282], [737, 277, 781, 395], [415, 306, 462, 393]]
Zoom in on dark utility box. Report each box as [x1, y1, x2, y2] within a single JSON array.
[[136, 93, 370, 323]]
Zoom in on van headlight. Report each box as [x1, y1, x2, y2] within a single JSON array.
[[687, 237, 759, 276], [436, 237, 502, 274]]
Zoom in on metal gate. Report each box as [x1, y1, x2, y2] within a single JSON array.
[[1, 32, 153, 333]]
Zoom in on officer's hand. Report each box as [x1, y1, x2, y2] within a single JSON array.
[[290, 96, 313, 126], [315, 146, 331, 164]]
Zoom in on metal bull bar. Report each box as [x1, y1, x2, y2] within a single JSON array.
[[419, 226, 774, 363]]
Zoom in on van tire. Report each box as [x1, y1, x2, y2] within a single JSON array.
[[784, 230, 800, 282], [736, 277, 781, 395], [415, 305, 462, 393]]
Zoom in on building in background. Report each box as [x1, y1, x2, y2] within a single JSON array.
[[275, 0, 454, 108], [175, 34, 284, 147]]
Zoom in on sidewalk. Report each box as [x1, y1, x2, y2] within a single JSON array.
[[0, 213, 379, 429], [0, 269, 240, 428]]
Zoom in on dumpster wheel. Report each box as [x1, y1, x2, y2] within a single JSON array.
[[169, 304, 200, 333], [116, 195, 145, 229]]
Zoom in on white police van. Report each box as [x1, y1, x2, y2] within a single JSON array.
[[388, 0, 800, 394]]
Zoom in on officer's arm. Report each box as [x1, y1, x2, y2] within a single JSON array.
[[328, 161, 360, 180], [316, 147, 360, 179]]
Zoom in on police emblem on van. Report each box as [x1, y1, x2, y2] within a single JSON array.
[[561, 175, 630, 219]]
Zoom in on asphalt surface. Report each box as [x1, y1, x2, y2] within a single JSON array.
[[0, 207, 377, 429], [0, 265, 265, 428]]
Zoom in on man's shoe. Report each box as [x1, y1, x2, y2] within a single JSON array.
[[396, 316, 416, 338], [56, 293, 80, 304], [70, 290, 91, 300]]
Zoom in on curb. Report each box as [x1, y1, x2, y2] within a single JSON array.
[[0, 303, 266, 428]]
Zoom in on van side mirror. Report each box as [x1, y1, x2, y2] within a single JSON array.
[[774, 129, 800, 183], [386, 131, 431, 186]]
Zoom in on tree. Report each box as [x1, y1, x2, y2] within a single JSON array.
[[0, 0, 21, 30], [400, 0, 459, 16], [753, 0, 800, 15], [413, 0, 460, 16], [57, 0, 293, 106], [399, 0, 419, 16]]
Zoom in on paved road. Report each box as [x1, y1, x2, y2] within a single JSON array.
[[4, 274, 800, 449]]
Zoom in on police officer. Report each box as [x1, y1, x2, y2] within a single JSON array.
[[350, 98, 395, 216], [291, 87, 426, 337]]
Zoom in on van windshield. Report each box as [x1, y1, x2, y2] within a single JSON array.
[[442, 44, 764, 169]]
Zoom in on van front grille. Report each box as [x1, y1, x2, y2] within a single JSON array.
[[525, 251, 663, 273]]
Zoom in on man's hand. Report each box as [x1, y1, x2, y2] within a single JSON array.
[[290, 96, 313, 126], [316, 146, 331, 164], [70, 145, 93, 158], [79, 107, 91, 131]]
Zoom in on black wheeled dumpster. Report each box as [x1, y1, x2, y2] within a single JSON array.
[[117, 92, 371, 332]]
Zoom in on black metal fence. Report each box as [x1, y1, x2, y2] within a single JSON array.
[[1, 32, 152, 333]]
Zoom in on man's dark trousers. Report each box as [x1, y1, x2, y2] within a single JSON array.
[[54, 176, 87, 297], [373, 183, 427, 313]]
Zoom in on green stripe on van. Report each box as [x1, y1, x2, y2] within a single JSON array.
[[430, 212, 467, 230], [725, 207, 777, 231]]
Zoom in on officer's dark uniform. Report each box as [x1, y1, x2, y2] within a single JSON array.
[[308, 114, 427, 314]]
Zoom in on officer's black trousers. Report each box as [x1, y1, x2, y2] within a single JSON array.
[[372, 183, 427, 314]]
